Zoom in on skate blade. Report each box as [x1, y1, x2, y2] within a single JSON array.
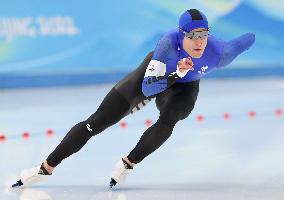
[[11, 180, 23, 188], [109, 178, 117, 188]]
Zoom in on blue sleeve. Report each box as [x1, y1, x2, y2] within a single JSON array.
[[142, 36, 179, 97], [218, 33, 255, 67]]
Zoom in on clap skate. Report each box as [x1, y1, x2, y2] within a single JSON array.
[[109, 158, 133, 188], [11, 164, 51, 188]]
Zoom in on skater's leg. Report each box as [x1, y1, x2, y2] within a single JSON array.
[[127, 82, 199, 164], [13, 51, 154, 188], [110, 82, 199, 187], [45, 50, 154, 170], [126, 112, 178, 164], [45, 88, 130, 169]]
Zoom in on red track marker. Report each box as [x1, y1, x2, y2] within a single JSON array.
[[275, 108, 283, 117], [47, 129, 54, 137], [119, 121, 127, 129], [248, 111, 256, 118], [223, 113, 231, 120], [22, 132, 30, 140], [0, 134, 6, 142], [144, 119, 153, 127], [196, 115, 204, 122]]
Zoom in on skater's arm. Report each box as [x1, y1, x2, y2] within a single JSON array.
[[217, 33, 255, 67], [142, 36, 191, 97]]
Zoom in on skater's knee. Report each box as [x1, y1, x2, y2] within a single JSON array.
[[72, 113, 118, 137], [159, 102, 195, 125], [158, 108, 181, 126], [70, 121, 97, 137], [83, 117, 110, 136], [179, 101, 195, 120], [179, 105, 194, 120]]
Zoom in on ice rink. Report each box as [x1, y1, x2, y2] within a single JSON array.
[[1, 78, 284, 199]]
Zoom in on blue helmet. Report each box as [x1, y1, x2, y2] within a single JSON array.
[[179, 9, 208, 33]]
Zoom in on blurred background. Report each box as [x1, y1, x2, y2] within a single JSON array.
[[1, 1, 284, 199], [0, 0, 284, 88]]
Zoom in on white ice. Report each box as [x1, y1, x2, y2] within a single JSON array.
[[1, 78, 284, 200]]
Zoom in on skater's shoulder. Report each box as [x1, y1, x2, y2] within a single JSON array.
[[206, 34, 226, 50], [203, 34, 223, 57], [161, 28, 180, 45], [154, 29, 179, 55]]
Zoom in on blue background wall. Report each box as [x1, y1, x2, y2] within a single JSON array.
[[0, 0, 284, 88]]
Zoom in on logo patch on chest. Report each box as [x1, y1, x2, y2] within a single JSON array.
[[198, 65, 209, 75]]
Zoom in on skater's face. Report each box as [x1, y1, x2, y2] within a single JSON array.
[[182, 28, 208, 58]]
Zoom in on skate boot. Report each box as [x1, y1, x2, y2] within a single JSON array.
[[109, 158, 133, 188], [11, 163, 51, 188]]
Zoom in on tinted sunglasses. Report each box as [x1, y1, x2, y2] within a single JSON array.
[[179, 28, 209, 40]]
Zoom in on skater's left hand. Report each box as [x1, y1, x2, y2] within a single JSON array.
[[178, 57, 194, 73]]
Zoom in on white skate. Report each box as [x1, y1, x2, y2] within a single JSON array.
[[11, 165, 50, 188], [109, 158, 133, 188]]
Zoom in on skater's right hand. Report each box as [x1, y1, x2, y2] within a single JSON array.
[[177, 57, 194, 73]]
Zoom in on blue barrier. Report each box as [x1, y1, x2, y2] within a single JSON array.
[[1, 66, 284, 89]]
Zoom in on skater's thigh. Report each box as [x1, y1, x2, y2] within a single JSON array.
[[86, 88, 130, 125], [156, 82, 199, 123]]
